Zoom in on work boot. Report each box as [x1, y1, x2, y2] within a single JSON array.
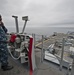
[[1, 65, 13, 71]]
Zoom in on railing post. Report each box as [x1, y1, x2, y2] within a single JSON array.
[[66, 64, 72, 75], [41, 35, 44, 62], [59, 38, 65, 71], [33, 34, 36, 48], [71, 56, 74, 75]]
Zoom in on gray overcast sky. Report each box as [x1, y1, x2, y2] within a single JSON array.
[[0, 0, 74, 27]]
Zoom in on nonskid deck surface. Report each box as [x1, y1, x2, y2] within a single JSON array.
[[0, 33, 73, 75], [0, 49, 66, 75]]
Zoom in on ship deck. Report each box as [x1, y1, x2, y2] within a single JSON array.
[[0, 33, 73, 75], [0, 48, 67, 75]]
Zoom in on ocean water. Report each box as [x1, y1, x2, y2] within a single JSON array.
[[7, 27, 74, 36]]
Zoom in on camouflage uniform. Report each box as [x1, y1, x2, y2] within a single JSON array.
[[0, 23, 8, 66]]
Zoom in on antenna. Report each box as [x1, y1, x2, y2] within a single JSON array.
[[22, 16, 29, 34], [12, 15, 19, 33]]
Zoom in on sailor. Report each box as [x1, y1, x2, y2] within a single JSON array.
[[0, 15, 13, 71]]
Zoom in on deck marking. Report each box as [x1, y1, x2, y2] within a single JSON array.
[[35, 38, 50, 46]]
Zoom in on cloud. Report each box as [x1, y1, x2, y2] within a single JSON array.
[[55, 0, 74, 12], [0, 0, 74, 27]]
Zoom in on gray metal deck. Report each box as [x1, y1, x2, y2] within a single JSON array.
[[0, 48, 68, 75], [0, 33, 73, 75]]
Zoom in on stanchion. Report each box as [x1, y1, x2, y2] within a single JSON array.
[[41, 35, 44, 62], [59, 38, 65, 71], [71, 56, 74, 75]]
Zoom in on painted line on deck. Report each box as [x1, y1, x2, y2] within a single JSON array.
[[35, 38, 50, 47]]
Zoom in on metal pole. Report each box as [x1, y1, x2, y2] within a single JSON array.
[[31, 34, 35, 48], [33, 34, 36, 48], [12, 16, 19, 33], [66, 64, 72, 75], [59, 38, 65, 71], [32, 34, 37, 69], [71, 56, 74, 75], [22, 21, 27, 34], [41, 35, 44, 62], [24, 33, 27, 41]]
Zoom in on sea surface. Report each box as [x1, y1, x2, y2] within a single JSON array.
[[7, 27, 74, 36]]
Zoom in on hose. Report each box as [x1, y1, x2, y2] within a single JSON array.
[[8, 46, 21, 60], [8, 46, 29, 60]]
